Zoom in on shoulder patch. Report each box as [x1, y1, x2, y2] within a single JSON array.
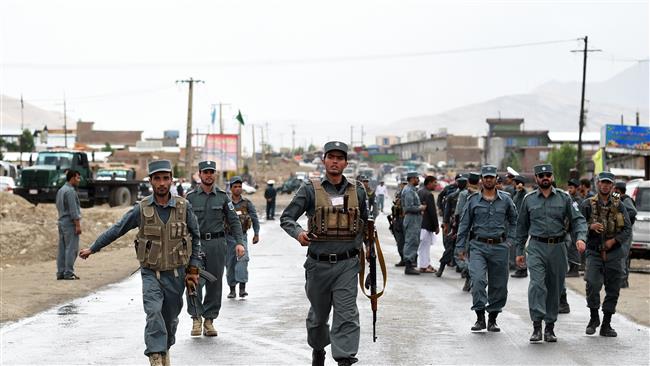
[[572, 201, 580, 212], [227, 201, 235, 211]]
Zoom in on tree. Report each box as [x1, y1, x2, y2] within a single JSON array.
[[547, 143, 577, 186], [101, 142, 114, 152], [19, 129, 34, 152], [502, 150, 521, 172], [307, 144, 317, 152], [173, 163, 186, 179]]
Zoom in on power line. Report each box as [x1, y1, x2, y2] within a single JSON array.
[[3, 38, 580, 69]]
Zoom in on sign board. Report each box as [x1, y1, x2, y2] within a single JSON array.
[[203, 134, 238, 172], [601, 124, 650, 151]]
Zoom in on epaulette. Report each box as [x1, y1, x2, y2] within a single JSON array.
[[185, 189, 197, 197], [497, 189, 511, 197]]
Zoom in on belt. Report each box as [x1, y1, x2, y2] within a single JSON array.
[[201, 231, 225, 240], [531, 235, 565, 244], [475, 236, 505, 244], [308, 249, 359, 264]]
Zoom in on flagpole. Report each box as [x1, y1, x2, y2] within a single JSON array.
[[238, 121, 242, 174]]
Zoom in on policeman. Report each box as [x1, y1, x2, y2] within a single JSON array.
[[581, 172, 632, 337], [510, 175, 530, 279], [401, 171, 425, 275], [390, 178, 408, 266], [613, 181, 637, 288], [456, 165, 518, 332], [55, 169, 82, 280], [515, 164, 587, 343], [79, 160, 202, 366], [225, 176, 260, 299], [361, 176, 378, 218], [185, 160, 245, 337], [454, 172, 481, 291], [280, 141, 368, 366], [436, 174, 467, 277]]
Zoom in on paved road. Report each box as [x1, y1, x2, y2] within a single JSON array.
[[2, 214, 649, 365]]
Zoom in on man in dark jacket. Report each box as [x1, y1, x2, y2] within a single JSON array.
[[264, 180, 277, 220], [417, 175, 440, 273]]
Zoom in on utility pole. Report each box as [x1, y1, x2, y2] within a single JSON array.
[[350, 126, 354, 146], [636, 112, 640, 126], [251, 124, 257, 178], [290, 124, 296, 154], [63, 97, 68, 148], [571, 36, 601, 174], [19, 95, 24, 163], [361, 125, 365, 147], [176, 77, 204, 180]]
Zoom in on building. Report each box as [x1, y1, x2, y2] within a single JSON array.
[[484, 118, 550, 172], [375, 135, 401, 148], [76, 121, 142, 149], [389, 134, 481, 167]]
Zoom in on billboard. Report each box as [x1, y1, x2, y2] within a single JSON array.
[[202, 134, 238, 171], [601, 124, 650, 151]]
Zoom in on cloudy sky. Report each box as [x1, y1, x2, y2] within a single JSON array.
[[1, 0, 648, 152]]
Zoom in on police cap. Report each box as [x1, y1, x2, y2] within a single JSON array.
[[323, 141, 348, 157], [406, 171, 419, 179], [598, 171, 615, 182], [456, 173, 468, 182], [533, 164, 553, 175], [514, 175, 526, 184], [614, 181, 626, 190], [567, 178, 580, 187], [148, 160, 173, 176], [481, 165, 497, 177], [199, 160, 217, 172], [230, 176, 243, 185]]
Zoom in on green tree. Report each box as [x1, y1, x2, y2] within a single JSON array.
[[502, 150, 521, 172], [547, 142, 577, 186], [307, 143, 317, 152], [173, 163, 186, 179], [101, 142, 114, 152], [18, 129, 34, 152]]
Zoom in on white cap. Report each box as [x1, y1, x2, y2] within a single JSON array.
[[267, 180, 275, 185]]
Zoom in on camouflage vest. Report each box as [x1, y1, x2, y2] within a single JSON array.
[[135, 196, 191, 271], [392, 189, 403, 218], [236, 199, 253, 232], [588, 194, 625, 239], [308, 178, 363, 241]]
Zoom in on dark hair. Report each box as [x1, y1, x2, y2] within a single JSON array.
[[580, 178, 591, 188], [66, 169, 80, 181], [468, 176, 480, 185], [323, 151, 348, 161], [423, 176, 436, 186]]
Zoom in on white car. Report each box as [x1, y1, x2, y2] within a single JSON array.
[[0, 176, 16, 192], [242, 182, 257, 194], [630, 180, 650, 258]]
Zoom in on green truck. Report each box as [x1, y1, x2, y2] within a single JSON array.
[[14, 150, 142, 207]]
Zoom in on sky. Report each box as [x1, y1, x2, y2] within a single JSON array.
[[1, 0, 648, 153]]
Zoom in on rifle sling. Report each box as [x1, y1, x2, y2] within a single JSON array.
[[359, 230, 387, 301]]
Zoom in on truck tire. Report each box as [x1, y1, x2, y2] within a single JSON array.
[[109, 187, 131, 207]]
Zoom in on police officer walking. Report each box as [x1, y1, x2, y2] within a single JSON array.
[[436, 174, 467, 278], [614, 180, 637, 289], [280, 141, 368, 366], [389, 178, 408, 266], [79, 160, 202, 366], [581, 172, 632, 337], [515, 164, 587, 343], [455, 172, 481, 291], [456, 165, 518, 332], [401, 171, 426, 275], [56, 169, 82, 280], [185, 161, 245, 337], [225, 175, 260, 299]]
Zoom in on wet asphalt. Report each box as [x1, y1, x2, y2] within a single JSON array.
[[2, 214, 649, 365]]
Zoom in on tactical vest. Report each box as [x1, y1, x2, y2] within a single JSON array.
[[308, 179, 363, 241], [392, 190, 403, 218], [589, 195, 625, 239], [236, 199, 253, 232], [135, 196, 191, 271]]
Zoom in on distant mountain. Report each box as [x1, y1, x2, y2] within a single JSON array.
[[383, 63, 649, 137], [1, 95, 74, 133]]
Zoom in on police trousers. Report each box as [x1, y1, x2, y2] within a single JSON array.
[[226, 234, 249, 286], [141, 267, 185, 356], [304, 256, 360, 361], [468, 241, 509, 313], [402, 214, 422, 263], [186, 238, 227, 319], [584, 250, 625, 314], [57, 223, 79, 277], [526, 239, 567, 323]]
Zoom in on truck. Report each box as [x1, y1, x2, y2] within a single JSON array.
[[14, 150, 142, 207]]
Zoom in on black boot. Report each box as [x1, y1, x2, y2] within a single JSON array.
[[395, 259, 406, 267], [227, 285, 236, 299], [600, 312, 617, 337], [621, 279, 629, 288], [511, 268, 528, 278], [435, 263, 445, 277], [585, 308, 600, 335], [487, 312, 500, 332], [544, 322, 557, 342], [312, 349, 326, 366], [530, 321, 543, 342], [337, 357, 358, 366], [404, 261, 420, 275], [239, 283, 248, 298], [566, 263, 580, 277], [471, 310, 486, 331], [558, 293, 570, 314], [462, 276, 471, 292]]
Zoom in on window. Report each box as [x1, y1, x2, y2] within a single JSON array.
[[528, 138, 539, 146], [506, 138, 515, 146]]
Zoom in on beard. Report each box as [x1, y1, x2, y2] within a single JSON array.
[[155, 186, 170, 197], [538, 179, 552, 189]]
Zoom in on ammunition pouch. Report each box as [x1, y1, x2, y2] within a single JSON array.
[[308, 178, 364, 241]]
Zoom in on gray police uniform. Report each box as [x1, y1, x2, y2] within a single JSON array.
[[280, 146, 368, 363], [580, 189, 631, 315], [515, 167, 587, 325], [456, 187, 518, 314], [89, 160, 202, 357], [225, 195, 260, 286], [56, 182, 81, 278], [185, 162, 243, 320], [401, 177, 422, 266]]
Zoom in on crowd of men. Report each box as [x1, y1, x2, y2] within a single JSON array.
[[389, 164, 636, 342]]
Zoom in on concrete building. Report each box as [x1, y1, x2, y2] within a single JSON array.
[[389, 134, 481, 168], [406, 130, 427, 142], [375, 135, 401, 148], [76, 121, 142, 148], [484, 118, 550, 171]]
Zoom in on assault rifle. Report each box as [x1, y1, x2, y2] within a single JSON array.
[[360, 219, 387, 342]]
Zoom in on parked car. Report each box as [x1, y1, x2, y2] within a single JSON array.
[[630, 180, 650, 259], [242, 182, 257, 194], [0, 176, 16, 192]]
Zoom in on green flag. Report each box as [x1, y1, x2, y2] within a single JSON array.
[[236, 110, 245, 126]]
